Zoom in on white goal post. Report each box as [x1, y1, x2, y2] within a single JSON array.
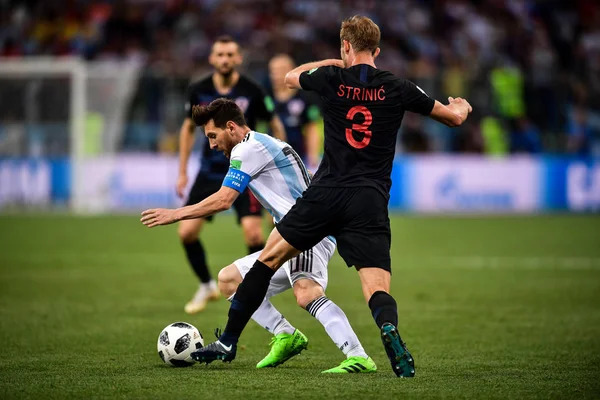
[[0, 57, 143, 213], [0, 57, 87, 211]]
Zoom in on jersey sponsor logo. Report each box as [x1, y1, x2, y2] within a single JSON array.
[[307, 67, 319, 75], [230, 160, 242, 170], [235, 97, 249, 113], [287, 99, 305, 116]]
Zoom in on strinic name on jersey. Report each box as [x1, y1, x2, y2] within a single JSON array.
[[337, 85, 386, 101]]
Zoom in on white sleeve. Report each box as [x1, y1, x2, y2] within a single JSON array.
[[229, 141, 267, 179]]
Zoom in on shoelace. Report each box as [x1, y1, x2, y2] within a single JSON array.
[[214, 328, 222, 340]]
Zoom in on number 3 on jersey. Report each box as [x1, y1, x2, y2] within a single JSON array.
[[345, 105, 373, 149]]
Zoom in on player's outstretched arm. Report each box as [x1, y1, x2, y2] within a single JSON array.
[[140, 187, 240, 228], [176, 118, 197, 198], [304, 121, 321, 171], [284, 59, 344, 89], [429, 97, 473, 127], [269, 114, 287, 141]]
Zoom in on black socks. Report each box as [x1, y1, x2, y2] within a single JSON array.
[[368, 290, 398, 328], [220, 260, 275, 345], [183, 240, 211, 283]]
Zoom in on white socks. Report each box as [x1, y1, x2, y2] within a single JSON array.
[[306, 296, 368, 359], [228, 291, 369, 360], [228, 294, 295, 335]]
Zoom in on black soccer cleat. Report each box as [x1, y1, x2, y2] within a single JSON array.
[[380, 323, 415, 378], [191, 328, 237, 364], [191, 340, 237, 364]]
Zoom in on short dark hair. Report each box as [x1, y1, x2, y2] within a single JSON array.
[[210, 35, 241, 55], [214, 35, 238, 46], [192, 98, 247, 128]]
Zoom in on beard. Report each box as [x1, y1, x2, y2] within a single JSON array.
[[221, 143, 232, 158], [218, 66, 234, 79]]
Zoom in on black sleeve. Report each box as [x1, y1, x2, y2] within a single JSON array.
[[300, 93, 322, 124], [249, 83, 275, 121], [184, 84, 195, 119], [400, 79, 435, 115], [299, 66, 335, 93]]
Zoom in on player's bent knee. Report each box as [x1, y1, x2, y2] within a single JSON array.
[[293, 279, 324, 309], [177, 227, 197, 243], [244, 230, 264, 247], [241, 217, 264, 246], [177, 220, 202, 243], [217, 264, 242, 298]]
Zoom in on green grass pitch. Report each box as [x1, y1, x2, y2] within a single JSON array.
[[0, 213, 599, 399]]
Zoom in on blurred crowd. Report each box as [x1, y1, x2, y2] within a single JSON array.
[[1, 0, 599, 156]]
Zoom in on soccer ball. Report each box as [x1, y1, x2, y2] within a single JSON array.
[[157, 322, 204, 367]]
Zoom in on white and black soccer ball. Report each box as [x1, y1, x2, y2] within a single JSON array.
[[157, 322, 204, 367]]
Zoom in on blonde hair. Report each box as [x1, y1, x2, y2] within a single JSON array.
[[340, 15, 380, 55]]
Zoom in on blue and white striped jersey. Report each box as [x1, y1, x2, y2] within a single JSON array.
[[223, 131, 312, 224]]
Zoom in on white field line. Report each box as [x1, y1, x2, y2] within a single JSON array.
[[2, 253, 600, 270]]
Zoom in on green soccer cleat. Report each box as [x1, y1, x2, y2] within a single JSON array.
[[256, 329, 308, 368], [322, 356, 377, 374]]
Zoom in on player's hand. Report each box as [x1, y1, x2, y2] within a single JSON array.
[[176, 174, 188, 198], [448, 97, 473, 113], [141, 208, 178, 228]]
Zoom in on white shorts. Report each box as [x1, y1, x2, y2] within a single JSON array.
[[233, 238, 335, 299]]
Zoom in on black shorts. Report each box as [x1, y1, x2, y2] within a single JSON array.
[[277, 186, 391, 271], [185, 173, 262, 223]]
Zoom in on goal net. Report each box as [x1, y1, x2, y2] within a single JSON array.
[[0, 57, 143, 212]]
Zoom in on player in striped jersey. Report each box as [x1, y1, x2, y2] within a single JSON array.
[[141, 98, 375, 373]]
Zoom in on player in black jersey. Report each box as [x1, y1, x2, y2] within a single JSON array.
[[193, 17, 472, 377], [177, 36, 286, 314], [268, 54, 322, 171]]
